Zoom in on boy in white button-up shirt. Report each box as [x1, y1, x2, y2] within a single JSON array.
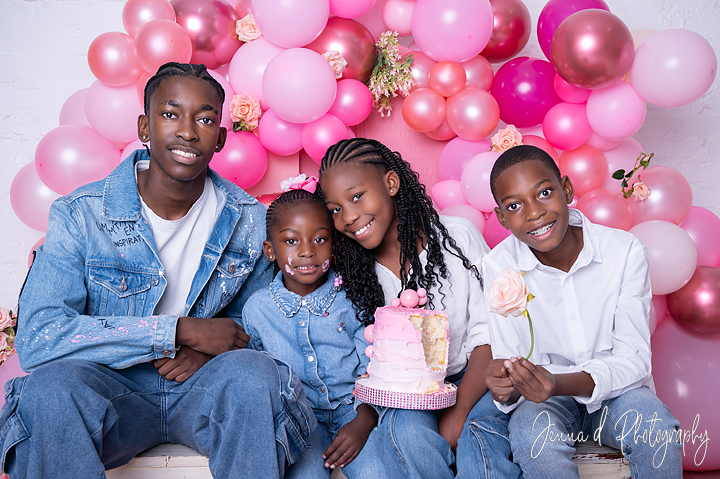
[[482, 145, 682, 478]]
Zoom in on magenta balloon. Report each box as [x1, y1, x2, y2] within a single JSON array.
[[484, 211, 511, 248], [437, 138, 492, 181], [85, 80, 144, 144], [329, 79, 374, 127], [382, 0, 414, 36], [401, 88, 446, 133], [536, 0, 610, 61], [404, 51, 437, 92], [601, 137, 644, 190], [330, 0, 377, 19], [301, 114, 350, 164], [628, 166, 693, 226], [431, 180, 468, 210], [263, 48, 338, 124], [10, 163, 62, 232], [680, 207, 720, 268], [521, 135, 560, 165], [480, 0, 532, 63], [446, 88, 499, 141], [305, 17, 378, 84], [210, 131, 268, 189], [490, 57, 561, 128], [587, 82, 646, 141], [122, 0, 176, 37], [542, 102, 590, 151], [429, 62, 467, 98], [411, 0, 494, 63], [252, 0, 329, 48], [460, 151, 500, 213], [228, 38, 285, 111], [88, 32, 143, 87], [576, 188, 632, 231], [559, 145, 608, 197], [461, 55, 494, 91], [134, 19, 193, 74], [667, 267, 720, 336], [585, 129, 620, 152], [553, 73, 590, 103], [59, 88, 92, 128], [258, 110, 303, 156], [425, 118, 457, 142], [34, 125, 121, 195], [652, 318, 720, 470], [440, 204, 486, 234]]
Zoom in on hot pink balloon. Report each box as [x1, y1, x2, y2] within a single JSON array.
[[382, 0, 414, 36], [446, 88, 499, 141], [440, 204, 486, 234], [431, 180, 468, 210], [553, 73, 590, 103], [263, 48, 338, 124], [10, 164, 62, 232], [85, 80, 144, 144], [628, 166, 693, 226], [302, 114, 350, 164], [559, 145, 608, 197], [536, 0, 610, 61], [437, 138, 491, 181], [122, 0, 176, 37], [405, 51, 437, 92], [601, 137, 645, 190], [460, 151, 500, 213], [121, 139, 145, 160], [88, 32, 143, 87], [586, 82, 646, 141], [667, 266, 720, 337], [521, 135, 559, 165], [134, 19, 192, 74], [461, 55, 494, 91], [630, 29, 717, 108], [330, 0, 377, 19], [629, 220, 697, 295], [429, 62, 467, 98], [252, 0, 329, 48], [59, 89, 92, 128], [34, 125, 121, 195], [480, 0, 532, 63], [680, 207, 720, 268], [172, 0, 241, 69], [575, 188, 632, 231], [329, 79, 374, 127], [207, 69, 235, 130], [491, 57, 561, 128], [484, 211, 511, 248], [210, 131, 268, 189], [258, 110, 304, 156], [585, 129, 620, 152], [228, 38, 285, 111], [411, 0, 494, 63], [425, 118, 457, 142], [401, 88, 446, 133], [542, 102, 591, 151]]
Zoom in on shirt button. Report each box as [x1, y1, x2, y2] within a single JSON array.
[[308, 356, 314, 362], [301, 300, 307, 306], [300, 321, 306, 327], [152, 278, 159, 286], [162, 350, 172, 356], [229, 264, 236, 274], [319, 387, 326, 393]]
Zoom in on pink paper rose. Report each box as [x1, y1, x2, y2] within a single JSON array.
[[631, 181, 651, 201], [0, 307, 12, 330], [488, 269, 529, 317], [230, 95, 262, 130], [491, 125, 523, 153], [235, 14, 262, 42], [322, 51, 348, 80]]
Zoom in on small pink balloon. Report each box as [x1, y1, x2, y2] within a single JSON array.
[[382, 0, 414, 35], [88, 32, 143, 87], [258, 110, 304, 156], [302, 114, 350, 164], [210, 131, 268, 189], [484, 211, 511, 248], [542, 102, 591, 151], [447, 88, 500, 141], [364, 324, 375, 343], [121, 139, 145, 160], [365, 344, 374, 359], [417, 288, 427, 299], [401, 88, 446, 133], [329, 79, 374, 126], [652, 295, 668, 323], [331, 0, 377, 19], [521, 135, 559, 165], [404, 51, 437, 92], [208, 69, 236, 130], [601, 137, 645, 190], [134, 19, 193, 74], [553, 73, 591, 104], [680, 206, 720, 268], [122, 0, 176, 37], [432, 180, 468, 210], [480, 0, 532, 63], [460, 151, 500, 213], [440, 204, 486, 234], [390, 298, 402, 308], [586, 82, 646, 141], [628, 166, 693, 226], [537, 0, 610, 61], [59, 89, 92, 128], [400, 289, 420, 308], [228, 38, 285, 111], [85, 80, 144, 144], [559, 145, 608, 197], [28, 236, 45, 269], [667, 266, 720, 336], [575, 188, 633, 231], [10, 164, 62, 232], [437, 138, 491, 181], [585, 129, 621, 152], [252, 0, 329, 48], [429, 61, 467, 98], [460, 55, 494, 91], [425, 118, 457, 142]]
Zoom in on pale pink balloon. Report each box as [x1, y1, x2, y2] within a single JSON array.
[[631, 28, 656, 49], [258, 110, 304, 156], [437, 138, 491, 181], [10, 163, 62, 232], [401, 88, 446, 133], [28, 236, 45, 269], [208, 69, 236, 130], [460, 151, 500, 213], [484, 211, 511, 248], [431, 180, 469, 210], [648, 300, 658, 336], [440, 204, 486, 234], [136, 70, 153, 107], [252, 0, 329, 48], [85, 80, 144, 144], [210, 131, 268, 189], [59, 89, 92, 128], [88, 32, 143, 87], [576, 188, 632, 231], [585, 130, 620, 151], [559, 145, 608, 197], [121, 139, 145, 160], [460, 55, 494, 91], [330, 0, 377, 19], [328, 79, 374, 127], [446, 88, 500, 141], [425, 118, 457, 142], [586, 82, 646, 141], [429, 61, 467, 98], [228, 38, 285, 111], [302, 114, 350, 164], [628, 166, 693, 226], [629, 220, 697, 295], [679, 206, 720, 267], [404, 51, 437, 92], [553, 73, 590, 104], [122, 0, 176, 37], [542, 102, 590, 151], [521, 134, 559, 165], [134, 19, 193, 74], [382, 0, 414, 36], [601, 137, 645, 190], [34, 125, 121, 195]]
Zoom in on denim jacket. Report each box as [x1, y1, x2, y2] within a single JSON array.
[[242, 271, 370, 411], [16, 149, 273, 372]]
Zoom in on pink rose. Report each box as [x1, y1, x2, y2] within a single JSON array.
[[235, 14, 262, 42], [0, 332, 7, 353], [631, 181, 651, 201], [491, 125, 523, 153], [230, 95, 262, 130], [0, 308, 12, 330], [488, 269, 529, 317], [0, 348, 11, 364], [322, 51, 348, 79]]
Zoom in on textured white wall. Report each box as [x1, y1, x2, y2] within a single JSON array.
[[0, 0, 718, 308]]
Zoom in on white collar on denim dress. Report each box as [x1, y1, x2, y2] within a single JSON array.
[[269, 270, 338, 317]]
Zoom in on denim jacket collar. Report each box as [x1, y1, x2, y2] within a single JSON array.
[[269, 271, 338, 317]]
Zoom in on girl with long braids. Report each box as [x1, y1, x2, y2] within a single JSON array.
[[319, 138, 521, 479]]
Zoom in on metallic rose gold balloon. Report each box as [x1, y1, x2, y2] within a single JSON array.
[[481, 0, 532, 63], [305, 17, 378, 83], [551, 9, 634, 90], [429, 61, 466, 98], [122, 0, 177, 37], [668, 267, 720, 336], [171, 0, 241, 70]]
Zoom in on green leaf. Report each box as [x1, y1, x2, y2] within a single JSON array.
[[621, 180, 628, 188], [612, 170, 626, 180], [623, 191, 633, 198], [640, 160, 649, 168]]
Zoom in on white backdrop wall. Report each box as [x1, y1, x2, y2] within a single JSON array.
[[0, 0, 718, 308]]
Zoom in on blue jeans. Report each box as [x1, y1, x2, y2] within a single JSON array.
[[508, 387, 682, 478], [0, 349, 316, 478]]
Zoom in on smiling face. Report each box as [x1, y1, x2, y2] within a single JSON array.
[[263, 202, 333, 297]]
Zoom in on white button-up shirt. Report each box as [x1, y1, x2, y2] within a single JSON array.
[[482, 209, 654, 413]]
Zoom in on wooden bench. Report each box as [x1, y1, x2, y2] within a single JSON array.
[[106, 441, 630, 478]]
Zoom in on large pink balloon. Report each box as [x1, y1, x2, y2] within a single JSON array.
[[601, 137, 645, 190], [629, 220, 697, 295], [258, 110, 304, 156], [59, 89, 92, 128], [85, 80, 144, 144], [521, 135, 559, 165], [411, 0, 494, 63], [263, 48, 338, 124], [586, 82, 646, 141], [0, 353, 28, 412], [628, 166, 693, 226], [480, 0, 532, 63], [446, 88, 499, 141], [575, 188, 632, 231], [10, 163, 62, 232], [536, 0, 610, 61], [460, 151, 500, 213], [484, 211, 512, 248], [210, 131, 268, 189], [630, 29, 717, 108], [228, 38, 285, 111], [329, 79, 374, 127], [680, 207, 720, 268], [437, 138, 491, 181], [34, 125, 121, 195], [652, 318, 720, 470], [429, 62, 467, 98], [88, 32, 143, 87], [252, 0, 329, 48], [461, 55, 494, 91], [122, 0, 176, 37], [667, 267, 720, 336], [301, 114, 350, 164], [330, 0, 377, 19], [121, 139, 145, 160], [134, 19, 193, 74], [559, 145, 608, 197], [553, 73, 590, 104], [440, 204, 486, 234], [404, 51, 437, 92], [491, 57, 561, 128], [382, 0, 414, 36], [431, 180, 468, 210], [401, 88, 446, 133], [542, 102, 590, 151]]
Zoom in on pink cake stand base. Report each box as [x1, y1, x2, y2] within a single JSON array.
[[353, 377, 457, 410]]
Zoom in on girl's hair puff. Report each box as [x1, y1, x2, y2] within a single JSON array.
[[319, 138, 482, 325], [143, 62, 225, 115]]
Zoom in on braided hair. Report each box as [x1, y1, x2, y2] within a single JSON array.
[[143, 62, 225, 115], [319, 138, 482, 325]]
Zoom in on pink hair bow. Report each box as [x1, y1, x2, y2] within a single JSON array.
[[280, 174, 318, 194]]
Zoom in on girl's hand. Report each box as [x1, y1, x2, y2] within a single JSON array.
[[485, 358, 516, 403], [322, 404, 377, 469], [505, 357, 556, 403], [438, 405, 469, 452], [152, 346, 213, 382]]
